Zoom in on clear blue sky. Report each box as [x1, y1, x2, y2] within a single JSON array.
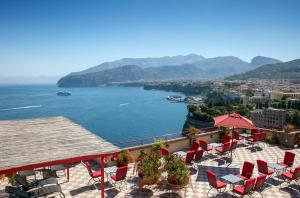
[[1, 0, 299, 76]]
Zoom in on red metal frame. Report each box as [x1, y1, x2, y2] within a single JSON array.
[[0, 151, 119, 198]]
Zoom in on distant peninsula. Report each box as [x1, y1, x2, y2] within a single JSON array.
[[226, 59, 300, 80], [57, 54, 281, 87]]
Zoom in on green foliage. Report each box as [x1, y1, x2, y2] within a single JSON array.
[[152, 140, 166, 151], [137, 150, 161, 182], [117, 149, 134, 167], [5, 174, 15, 185], [165, 155, 189, 186], [265, 130, 279, 144]]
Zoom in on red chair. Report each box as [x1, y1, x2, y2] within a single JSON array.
[[230, 140, 239, 157], [222, 133, 231, 144], [281, 166, 300, 189], [253, 174, 267, 197], [278, 151, 296, 169], [233, 130, 242, 141], [110, 166, 128, 190], [237, 161, 255, 180], [251, 128, 260, 135], [82, 161, 102, 187], [182, 150, 195, 165], [193, 148, 204, 168], [216, 142, 231, 156], [259, 132, 267, 141], [191, 141, 200, 151], [199, 140, 212, 154], [206, 171, 226, 197], [257, 160, 274, 177], [233, 178, 256, 197], [248, 133, 261, 147], [161, 147, 170, 156]]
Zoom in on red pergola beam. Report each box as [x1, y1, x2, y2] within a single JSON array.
[[0, 151, 119, 198]]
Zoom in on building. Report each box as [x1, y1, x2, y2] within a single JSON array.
[[270, 91, 300, 100], [251, 108, 287, 128]]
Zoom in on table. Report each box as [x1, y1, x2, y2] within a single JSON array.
[[268, 163, 285, 181], [104, 166, 117, 181], [173, 151, 186, 157], [208, 143, 222, 154], [221, 174, 244, 193], [239, 133, 252, 144]]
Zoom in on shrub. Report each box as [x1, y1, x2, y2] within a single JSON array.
[[137, 150, 161, 182], [117, 149, 134, 167], [165, 155, 189, 186]]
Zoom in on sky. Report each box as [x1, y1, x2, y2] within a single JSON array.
[[0, 0, 300, 77]]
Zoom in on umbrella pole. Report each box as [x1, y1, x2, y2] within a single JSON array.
[[227, 127, 234, 167]]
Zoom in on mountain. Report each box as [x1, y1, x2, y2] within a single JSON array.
[[250, 56, 282, 67], [226, 59, 300, 80], [71, 54, 205, 75], [58, 54, 281, 87]]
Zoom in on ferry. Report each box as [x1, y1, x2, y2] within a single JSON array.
[[56, 91, 71, 96]]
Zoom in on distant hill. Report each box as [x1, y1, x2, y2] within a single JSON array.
[[226, 59, 300, 80], [71, 54, 205, 75], [58, 54, 281, 87], [250, 56, 282, 67]]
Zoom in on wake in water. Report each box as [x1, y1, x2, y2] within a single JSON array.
[[0, 105, 42, 111], [119, 103, 129, 106]]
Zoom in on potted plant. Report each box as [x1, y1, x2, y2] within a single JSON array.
[[137, 150, 161, 189], [151, 140, 166, 156], [187, 127, 198, 146], [116, 149, 134, 167], [219, 126, 229, 142], [283, 124, 294, 133], [165, 154, 189, 190], [265, 129, 279, 145]]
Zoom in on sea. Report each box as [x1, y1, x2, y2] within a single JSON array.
[[0, 85, 187, 146]]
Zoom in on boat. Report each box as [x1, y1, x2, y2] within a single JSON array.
[[56, 91, 71, 96]]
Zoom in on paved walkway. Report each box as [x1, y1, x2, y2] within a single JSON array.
[[1, 142, 300, 197]]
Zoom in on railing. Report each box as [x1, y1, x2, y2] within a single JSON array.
[[113, 126, 219, 148], [112, 132, 183, 148]]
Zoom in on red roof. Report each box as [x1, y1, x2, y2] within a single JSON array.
[[213, 113, 256, 129]]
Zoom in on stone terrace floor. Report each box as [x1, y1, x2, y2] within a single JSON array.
[[1, 142, 300, 198]]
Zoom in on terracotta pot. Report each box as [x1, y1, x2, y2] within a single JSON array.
[[167, 182, 187, 190]]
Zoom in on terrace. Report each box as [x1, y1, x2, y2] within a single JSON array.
[[0, 117, 300, 197]]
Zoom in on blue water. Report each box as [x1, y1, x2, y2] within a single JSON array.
[[0, 85, 187, 145]]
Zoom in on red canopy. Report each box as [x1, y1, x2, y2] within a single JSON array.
[[213, 113, 256, 129]]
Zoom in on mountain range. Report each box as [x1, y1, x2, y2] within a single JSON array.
[[58, 54, 282, 87], [226, 59, 300, 80]]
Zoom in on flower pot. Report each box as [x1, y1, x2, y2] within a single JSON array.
[[167, 182, 187, 190]]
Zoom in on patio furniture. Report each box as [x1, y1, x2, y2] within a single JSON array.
[[14, 174, 58, 191], [281, 166, 300, 190], [173, 150, 186, 158], [192, 148, 204, 168], [82, 161, 102, 188], [251, 128, 261, 135], [277, 151, 296, 170], [206, 170, 227, 197], [50, 164, 67, 177], [233, 130, 243, 141], [236, 161, 255, 180], [161, 147, 170, 156], [5, 185, 65, 198], [221, 174, 243, 189], [199, 140, 212, 154], [248, 133, 261, 147], [216, 142, 231, 156], [257, 160, 274, 178], [191, 141, 200, 151], [104, 166, 117, 182], [110, 166, 128, 190], [253, 174, 267, 198], [232, 178, 256, 197], [239, 133, 252, 144], [19, 170, 36, 181], [268, 163, 285, 182], [222, 133, 231, 144], [182, 150, 195, 165], [230, 140, 239, 157], [207, 142, 222, 155]]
